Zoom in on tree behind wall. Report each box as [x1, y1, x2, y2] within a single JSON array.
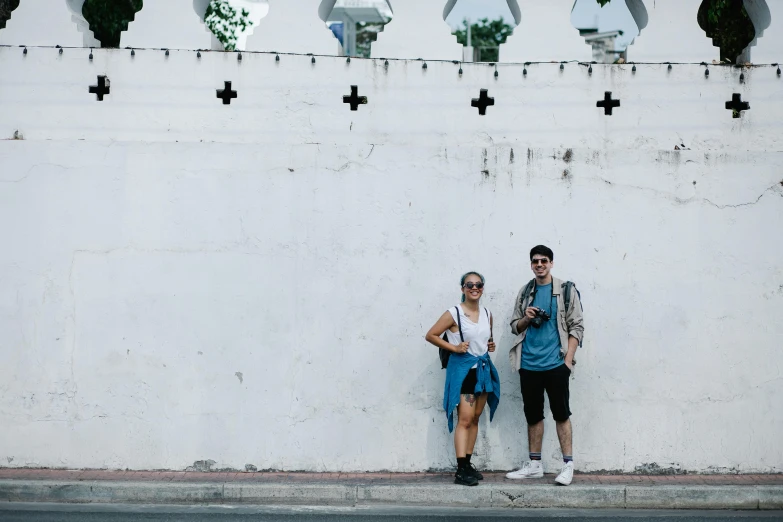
[[594, 0, 756, 63], [0, 0, 20, 30], [356, 22, 386, 58], [453, 17, 515, 63], [82, 0, 143, 48], [80, 0, 249, 50], [204, 0, 251, 51], [697, 0, 756, 63]]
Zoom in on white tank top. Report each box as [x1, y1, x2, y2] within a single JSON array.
[[445, 305, 492, 368]]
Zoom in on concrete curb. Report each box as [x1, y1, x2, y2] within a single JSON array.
[[0, 480, 781, 510]]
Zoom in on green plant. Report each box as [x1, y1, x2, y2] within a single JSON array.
[[205, 0, 251, 51], [453, 17, 515, 63], [355, 22, 386, 59], [82, 0, 143, 48], [697, 0, 755, 62]]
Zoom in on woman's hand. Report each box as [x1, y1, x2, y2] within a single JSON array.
[[487, 338, 496, 353], [455, 342, 470, 354]]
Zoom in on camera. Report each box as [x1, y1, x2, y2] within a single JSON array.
[[530, 308, 551, 328]]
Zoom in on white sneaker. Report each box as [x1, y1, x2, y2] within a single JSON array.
[[505, 460, 544, 479], [555, 461, 574, 486]]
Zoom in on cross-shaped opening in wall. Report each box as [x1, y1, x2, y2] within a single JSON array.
[[725, 93, 749, 118], [596, 91, 620, 115], [89, 75, 110, 101], [216, 81, 238, 105], [471, 89, 495, 116], [343, 85, 368, 111]]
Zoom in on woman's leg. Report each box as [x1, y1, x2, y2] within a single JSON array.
[[466, 393, 488, 454], [454, 394, 476, 457]]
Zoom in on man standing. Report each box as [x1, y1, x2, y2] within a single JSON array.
[[506, 245, 584, 486]]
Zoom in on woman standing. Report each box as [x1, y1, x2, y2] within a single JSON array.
[[425, 272, 501, 486]]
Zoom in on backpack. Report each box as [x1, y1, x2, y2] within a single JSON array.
[[440, 307, 492, 369], [519, 279, 582, 346]]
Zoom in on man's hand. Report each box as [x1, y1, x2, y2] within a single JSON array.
[[455, 342, 470, 354], [516, 307, 538, 331], [487, 338, 496, 353], [564, 357, 574, 371]]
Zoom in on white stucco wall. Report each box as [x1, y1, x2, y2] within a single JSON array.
[[1, 47, 782, 473]]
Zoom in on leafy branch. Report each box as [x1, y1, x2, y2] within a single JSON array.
[[205, 0, 252, 51]]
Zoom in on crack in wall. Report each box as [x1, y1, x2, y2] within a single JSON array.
[[591, 177, 783, 210]]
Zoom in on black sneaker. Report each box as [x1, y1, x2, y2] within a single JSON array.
[[454, 467, 479, 486], [466, 463, 484, 480]]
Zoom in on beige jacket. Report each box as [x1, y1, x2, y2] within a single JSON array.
[[508, 276, 584, 371]]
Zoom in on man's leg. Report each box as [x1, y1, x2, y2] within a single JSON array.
[[555, 418, 572, 457], [545, 363, 573, 459], [528, 420, 544, 454], [506, 369, 545, 479], [545, 364, 574, 485]]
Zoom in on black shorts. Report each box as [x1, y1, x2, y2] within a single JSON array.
[[519, 363, 571, 424], [460, 368, 483, 396]]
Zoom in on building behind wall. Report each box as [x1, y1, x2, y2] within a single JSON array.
[[578, 27, 626, 63]]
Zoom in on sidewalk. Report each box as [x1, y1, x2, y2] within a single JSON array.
[[1, 469, 781, 510]]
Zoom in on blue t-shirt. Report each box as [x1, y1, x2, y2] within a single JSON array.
[[521, 283, 563, 371]]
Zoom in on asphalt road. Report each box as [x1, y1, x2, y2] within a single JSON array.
[[1, 504, 782, 521]]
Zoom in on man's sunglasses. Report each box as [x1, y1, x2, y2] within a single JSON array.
[[463, 282, 485, 290], [531, 258, 550, 265]]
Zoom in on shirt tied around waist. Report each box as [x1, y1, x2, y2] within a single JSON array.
[[443, 351, 500, 433]]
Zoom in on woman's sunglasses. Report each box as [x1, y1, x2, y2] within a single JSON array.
[[463, 282, 484, 290]]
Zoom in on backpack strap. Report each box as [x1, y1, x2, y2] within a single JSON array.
[[561, 281, 583, 347], [455, 306, 464, 343], [562, 281, 572, 313], [485, 307, 493, 340], [561, 281, 583, 313], [519, 279, 536, 311]]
